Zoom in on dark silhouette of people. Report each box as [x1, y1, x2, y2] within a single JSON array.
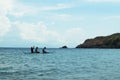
[[31, 46, 34, 53], [42, 47, 48, 53], [35, 47, 40, 53]]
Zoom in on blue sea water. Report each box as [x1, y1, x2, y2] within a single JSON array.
[[0, 48, 120, 80]]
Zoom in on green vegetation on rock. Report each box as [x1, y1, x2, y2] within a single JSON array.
[[76, 33, 120, 48]]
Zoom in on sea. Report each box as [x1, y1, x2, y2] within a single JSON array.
[[0, 48, 120, 80]]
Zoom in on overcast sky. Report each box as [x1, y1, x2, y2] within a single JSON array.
[[0, 0, 120, 48]]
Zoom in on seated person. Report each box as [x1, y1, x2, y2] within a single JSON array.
[[42, 47, 48, 53], [35, 47, 40, 53]]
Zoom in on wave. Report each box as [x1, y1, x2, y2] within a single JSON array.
[[0, 65, 13, 70]]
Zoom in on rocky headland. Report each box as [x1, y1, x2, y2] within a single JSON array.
[[76, 33, 120, 48]]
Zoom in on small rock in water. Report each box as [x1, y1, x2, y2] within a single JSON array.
[[61, 46, 68, 48]]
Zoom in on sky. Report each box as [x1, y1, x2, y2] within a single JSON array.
[[0, 0, 120, 48]]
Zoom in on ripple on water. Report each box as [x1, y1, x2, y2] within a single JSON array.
[[1, 49, 120, 80], [0, 64, 13, 71]]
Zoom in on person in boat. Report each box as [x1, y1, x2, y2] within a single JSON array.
[[42, 47, 48, 53], [31, 46, 34, 53], [35, 47, 40, 53]]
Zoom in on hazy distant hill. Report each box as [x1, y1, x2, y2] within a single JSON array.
[[76, 33, 120, 48]]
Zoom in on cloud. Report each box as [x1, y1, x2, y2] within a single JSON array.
[[104, 16, 120, 20], [0, 16, 11, 37], [0, 0, 13, 37], [0, 0, 36, 17], [45, 14, 84, 22], [1, 0, 75, 18], [46, 14, 73, 22], [5, 0, 73, 17], [39, 3, 73, 11], [0, 0, 14, 14], [85, 0, 120, 3], [59, 27, 85, 46], [14, 22, 59, 43], [0, 0, 85, 47], [13, 21, 85, 47]]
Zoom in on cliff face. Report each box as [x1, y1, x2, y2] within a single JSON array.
[[76, 33, 120, 48]]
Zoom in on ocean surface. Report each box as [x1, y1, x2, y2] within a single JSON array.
[[0, 48, 120, 80]]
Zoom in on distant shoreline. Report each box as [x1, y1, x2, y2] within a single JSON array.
[[0, 47, 120, 49], [76, 33, 120, 49], [0, 33, 120, 49]]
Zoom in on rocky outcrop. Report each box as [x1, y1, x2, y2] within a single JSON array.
[[76, 33, 120, 48], [61, 46, 68, 48]]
